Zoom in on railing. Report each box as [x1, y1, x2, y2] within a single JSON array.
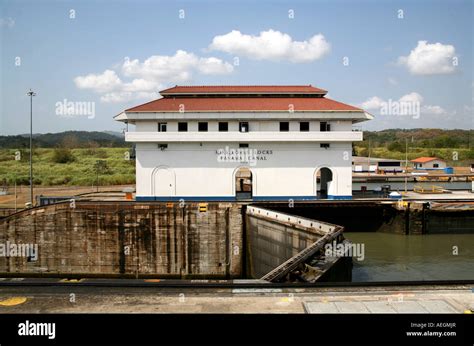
[[261, 226, 344, 282], [413, 185, 448, 194], [246, 206, 345, 282]]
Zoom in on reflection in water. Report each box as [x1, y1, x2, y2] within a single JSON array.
[[346, 233, 474, 282]]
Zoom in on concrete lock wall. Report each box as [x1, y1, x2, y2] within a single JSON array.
[[0, 202, 243, 278], [245, 206, 336, 279]]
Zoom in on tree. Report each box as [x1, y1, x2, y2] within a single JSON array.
[[52, 148, 75, 163], [94, 160, 109, 191], [387, 141, 405, 152]]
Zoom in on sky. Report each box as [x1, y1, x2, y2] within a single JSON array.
[[1, 0, 473, 135]]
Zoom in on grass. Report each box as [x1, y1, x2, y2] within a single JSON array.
[[354, 146, 474, 166], [1, 146, 472, 187], [0, 148, 135, 186]]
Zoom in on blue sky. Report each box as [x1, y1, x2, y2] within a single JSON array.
[[1, 0, 472, 135]]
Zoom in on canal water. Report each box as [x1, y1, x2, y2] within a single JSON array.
[[346, 233, 474, 282]]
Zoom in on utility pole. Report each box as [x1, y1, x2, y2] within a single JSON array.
[[404, 138, 408, 193], [14, 178, 17, 212], [368, 139, 371, 173], [27, 89, 36, 206]]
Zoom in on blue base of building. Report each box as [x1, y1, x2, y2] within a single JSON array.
[[328, 195, 353, 200], [135, 195, 353, 202]]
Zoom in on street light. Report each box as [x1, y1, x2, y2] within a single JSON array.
[[404, 137, 408, 194], [27, 89, 36, 206]]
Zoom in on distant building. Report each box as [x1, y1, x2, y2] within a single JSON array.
[[411, 157, 446, 170], [115, 85, 372, 201], [352, 156, 403, 173]]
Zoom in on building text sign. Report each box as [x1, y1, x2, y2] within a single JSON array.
[[216, 146, 273, 166]]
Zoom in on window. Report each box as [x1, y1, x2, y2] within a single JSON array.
[[320, 122, 330, 132], [300, 122, 310, 132], [433, 163, 439, 168], [239, 122, 249, 133], [178, 122, 188, 132], [198, 122, 208, 132], [219, 122, 228, 132], [280, 122, 289, 132], [379, 161, 401, 167], [158, 122, 167, 132], [320, 143, 330, 149], [239, 143, 249, 148], [158, 144, 168, 150]]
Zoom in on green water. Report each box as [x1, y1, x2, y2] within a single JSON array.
[[346, 233, 474, 282]]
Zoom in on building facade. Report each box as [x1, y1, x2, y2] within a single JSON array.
[[411, 157, 447, 170], [352, 156, 403, 173], [115, 85, 372, 201]]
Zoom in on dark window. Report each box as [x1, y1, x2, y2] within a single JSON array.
[[178, 122, 188, 132], [158, 144, 168, 150], [198, 122, 208, 132], [239, 122, 249, 133], [158, 123, 167, 132], [320, 143, 330, 149], [378, 161, 401, 167], [433, 163, 439, 168], [320, 122, 330, 132], [300, 122, 310, 132], [239, 143, 249, 148], [280, 122, 289, 132], [218, 122, 228, 132]]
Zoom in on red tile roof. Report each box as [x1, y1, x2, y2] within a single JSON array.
[[160, 85, 327, 95], [125, 96, 362, 112], [411, 157, 444, 163]]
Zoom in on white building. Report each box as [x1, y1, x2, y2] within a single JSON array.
[[115, 85, 372, 201], [352, 156, 403, 173], [411, 157, 447, 170]]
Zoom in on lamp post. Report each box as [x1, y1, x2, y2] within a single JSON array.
[[404, 138, 408, 193], [27, 89, 36, 206]]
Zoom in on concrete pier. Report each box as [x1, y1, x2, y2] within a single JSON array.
[[0, 280, 471, 314]]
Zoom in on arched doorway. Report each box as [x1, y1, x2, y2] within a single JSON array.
[[152, 167, 175, 197], [316, 167, 333, 199], [235, 167, 253, 200]]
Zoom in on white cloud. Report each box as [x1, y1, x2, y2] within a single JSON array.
[[398, 41, 457, 75], [0, 17, 15, 28], [198, 57, 234, 74], [359, 92, 447, 115], [74, 50, 233, 103], [100, 91, 157, 103], [74, 70, 123, 93], [399, 92, 423, 104], [209, 29, 330, 63], [122, 50, 233, 80], [360, 96, 386, 110], [422, 105, 447, 115]]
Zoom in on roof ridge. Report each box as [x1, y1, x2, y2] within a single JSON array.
[[164, 85, 315, 87], [160, 85, 328, 94]]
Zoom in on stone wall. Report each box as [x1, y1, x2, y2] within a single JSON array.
[[0, 201, 243, 278]]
